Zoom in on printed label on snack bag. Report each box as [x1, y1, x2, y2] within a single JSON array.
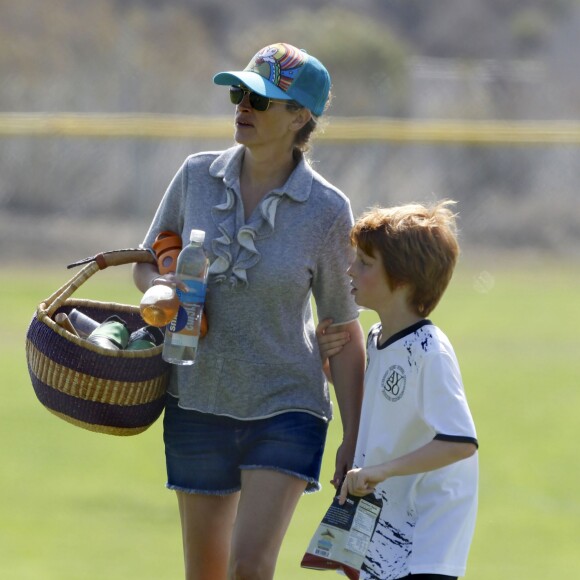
[[345, 529, 371, 556], [352, 499, 382, 535], [301, 493, 383, 578]]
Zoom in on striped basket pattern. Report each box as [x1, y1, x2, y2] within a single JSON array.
[[25, 249, 170, 436]]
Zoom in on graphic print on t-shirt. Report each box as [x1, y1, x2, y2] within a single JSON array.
[[381, 365, 406, 402]]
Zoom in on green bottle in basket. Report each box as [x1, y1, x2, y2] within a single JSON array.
[[87, 316, 130, 350], [162, 229, 209, 365]]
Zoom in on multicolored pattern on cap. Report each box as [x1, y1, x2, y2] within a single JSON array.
[[245, 43, 307, 95], [213, 42, 330, 115]]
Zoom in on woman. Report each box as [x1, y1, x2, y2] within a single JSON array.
[[133, 42, 365, 580]]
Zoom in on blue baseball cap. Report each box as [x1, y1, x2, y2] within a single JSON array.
[[213, 43, 331, 116]]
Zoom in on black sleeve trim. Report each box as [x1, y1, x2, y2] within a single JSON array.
[[434, 434, 479, 449]]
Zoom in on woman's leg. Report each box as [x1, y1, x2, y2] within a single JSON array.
[[177, 490, 240, 580], [228, 469, 308, 580]]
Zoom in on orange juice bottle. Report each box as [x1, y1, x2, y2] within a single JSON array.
[[140, 284, 180, 327]]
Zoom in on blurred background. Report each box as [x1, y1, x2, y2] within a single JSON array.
[[2, 0, 580, 263], [3, 2, 580, 579]]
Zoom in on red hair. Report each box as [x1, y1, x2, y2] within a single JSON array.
[[351, 200, 460, 316]]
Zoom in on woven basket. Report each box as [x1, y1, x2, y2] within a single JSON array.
[[25, 249, 170, 436]]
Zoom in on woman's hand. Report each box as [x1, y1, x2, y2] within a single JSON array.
[[152, 273, 208, 337], [152, 272, 188, 292], [133, 262, 188, 293], [331, 436, 357, 489]]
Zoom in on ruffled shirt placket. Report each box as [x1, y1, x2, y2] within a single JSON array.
[[209, 180, 287, 288]]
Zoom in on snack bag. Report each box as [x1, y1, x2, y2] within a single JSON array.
[[301, 492, 382, 579]]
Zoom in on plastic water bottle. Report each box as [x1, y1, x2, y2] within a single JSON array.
[[162, 229, 209, 365]]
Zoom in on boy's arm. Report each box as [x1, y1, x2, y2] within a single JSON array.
[[339, 439, 477, 502], [327, 319, 365, 488]]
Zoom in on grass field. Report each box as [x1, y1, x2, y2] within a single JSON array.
[[2, 254, 579, 579]]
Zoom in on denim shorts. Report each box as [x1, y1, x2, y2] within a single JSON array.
[[163, 395, 328, 495]]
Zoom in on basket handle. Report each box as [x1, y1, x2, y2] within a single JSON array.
[[42, 248, 156, 318], [66, 248, 156, 270]]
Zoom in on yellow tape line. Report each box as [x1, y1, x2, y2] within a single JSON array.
[[1, 113, 580, 144]]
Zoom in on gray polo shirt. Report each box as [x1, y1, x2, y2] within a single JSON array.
[[141, 144, 358, 421]]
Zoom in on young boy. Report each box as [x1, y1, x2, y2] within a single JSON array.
[[317, 200, 478, 580]]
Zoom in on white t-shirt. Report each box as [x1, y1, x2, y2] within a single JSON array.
[[356, 320, 478, 580]]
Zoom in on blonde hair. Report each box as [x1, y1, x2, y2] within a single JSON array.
[[289, 90, 332, 154], [351, 200, 460, 316]]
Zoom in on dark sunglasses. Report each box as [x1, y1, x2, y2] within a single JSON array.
[[229, 85, 294, 112]]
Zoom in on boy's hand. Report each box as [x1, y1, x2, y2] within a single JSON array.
[[316, 319, 351, 382], [316, 318, 351, 358], [338, 467, 381, 504]]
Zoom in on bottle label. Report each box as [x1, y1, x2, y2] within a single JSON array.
[[166, 278, 206, 346], [167, 303, 202, 344], [177, 279, 206, 303]]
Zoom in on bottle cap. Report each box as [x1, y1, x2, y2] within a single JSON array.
[[190, 229, 205, 243]]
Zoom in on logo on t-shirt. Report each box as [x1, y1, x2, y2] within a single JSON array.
[[381, 365, 406, 402]]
